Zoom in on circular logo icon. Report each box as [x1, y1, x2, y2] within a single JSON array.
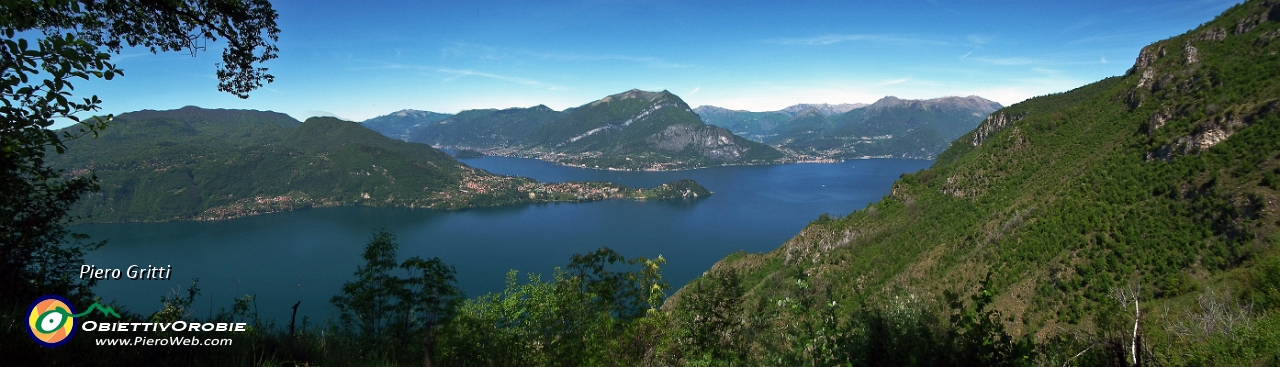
[[27, 295, 77, 348]]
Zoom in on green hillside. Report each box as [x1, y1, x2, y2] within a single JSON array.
[[50, 107, 711, 222], [386, 89, 785, 170], [533, 90, 784, 170], [409, 105, 564, 148], [669, 1, 1280, 364], [360, 109, 452, 141], [692, 105, 793, 141]]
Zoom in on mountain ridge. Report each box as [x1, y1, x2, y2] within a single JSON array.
[[51, 107, 713, 222], [393, 89, 786, 170], [669, 2, 1280, 363], [697, 95, 1001, 160]]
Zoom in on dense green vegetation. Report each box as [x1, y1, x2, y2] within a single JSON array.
[[2, 1, 281, 365], [48, 107, 713, 222], [11, 0, 1280, 365], [692, 0, 1280, 364]]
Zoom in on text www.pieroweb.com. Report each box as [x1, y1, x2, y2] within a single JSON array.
[[95, 336, 232, 346]]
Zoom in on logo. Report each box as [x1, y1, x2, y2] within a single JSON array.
[[27, 295, 77, 347], [26, 295, 121, 348]]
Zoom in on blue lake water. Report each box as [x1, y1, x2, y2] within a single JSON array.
[[77, 158, 932, 324]]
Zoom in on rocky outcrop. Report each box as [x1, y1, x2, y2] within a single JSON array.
[[1146, 109, 1172, 136], [648, 124, 751, 161], [1193, 27, 1228, 42], [1236, 13, 1265, 34], [1149, 112, 1255, 161], [970, 112, 1024, 147], [1130, 45, 1167, 75], [1258, 29, 1280, 45], [1184, 42, 1200, 64]]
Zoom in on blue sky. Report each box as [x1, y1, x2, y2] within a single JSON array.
[[66, 0, 1240, 124]]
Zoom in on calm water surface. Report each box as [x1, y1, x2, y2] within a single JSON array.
[[77, 158, 932, 323]]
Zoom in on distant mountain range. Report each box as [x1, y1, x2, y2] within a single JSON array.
[[365, 92, 999, 166], [50, 107, 711, 222], [371, 89, 786, 170], [780, 103, 867, 115], [695, 96, 1002, 159], [361, 109, 452, 141]]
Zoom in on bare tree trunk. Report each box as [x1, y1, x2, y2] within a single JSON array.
[[423, 321, 434, 367], [1131, 297, 1139, 367], [289, 301, 300, 336]]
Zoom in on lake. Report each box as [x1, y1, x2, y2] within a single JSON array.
[[77, 157, 932, 324]]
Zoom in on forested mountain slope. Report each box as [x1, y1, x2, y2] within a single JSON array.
[[673, 1, 1280, 364], [50, 107, 711, 222]]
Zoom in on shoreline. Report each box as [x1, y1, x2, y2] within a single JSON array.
[[440, 145, 934, 172]]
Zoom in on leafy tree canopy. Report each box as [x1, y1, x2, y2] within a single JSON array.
[[1, 0, 279, 304]]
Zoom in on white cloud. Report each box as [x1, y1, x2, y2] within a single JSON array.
[[765, 34, 948, 47], [353, 61, 570, 91], [441, 42, 693, 68], [437, 68, 539, 85], [966, 34, 992, 45], [965, 56, 1040, 66], [876, 78, 910, 86]]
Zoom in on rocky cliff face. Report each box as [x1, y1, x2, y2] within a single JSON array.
[[1124, 2, 1280, 162], [970, 112, 1024, 147], [648, 124, 754, 161]]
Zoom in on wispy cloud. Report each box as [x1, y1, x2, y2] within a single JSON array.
[[877, 78, 910, 86], [354, 62, 569, 90], [436, 68, 542, 85], [689, 86, 701, 95], [765, 34, 947, 47], [1063, 17, 1098, 33], [1030, 67, 1063, 75], [441, 42, 693, 68], [964, 56, 1040, 66], [532, 52, 693, 68], [1067, 30, 1162, 45], [966, 34, 992, 45]]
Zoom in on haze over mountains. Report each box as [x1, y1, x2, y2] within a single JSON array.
[[49, 107, 711, 222], [696, 96, 1002, 159], [363, 91, 999, 166], [369, 89, 786, 170], [361, 109, 452, 141]]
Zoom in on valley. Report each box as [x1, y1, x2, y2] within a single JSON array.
[[49, 107, 712, 223], [7, 0, 1280, 365], [364, 90, 998, 169]]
